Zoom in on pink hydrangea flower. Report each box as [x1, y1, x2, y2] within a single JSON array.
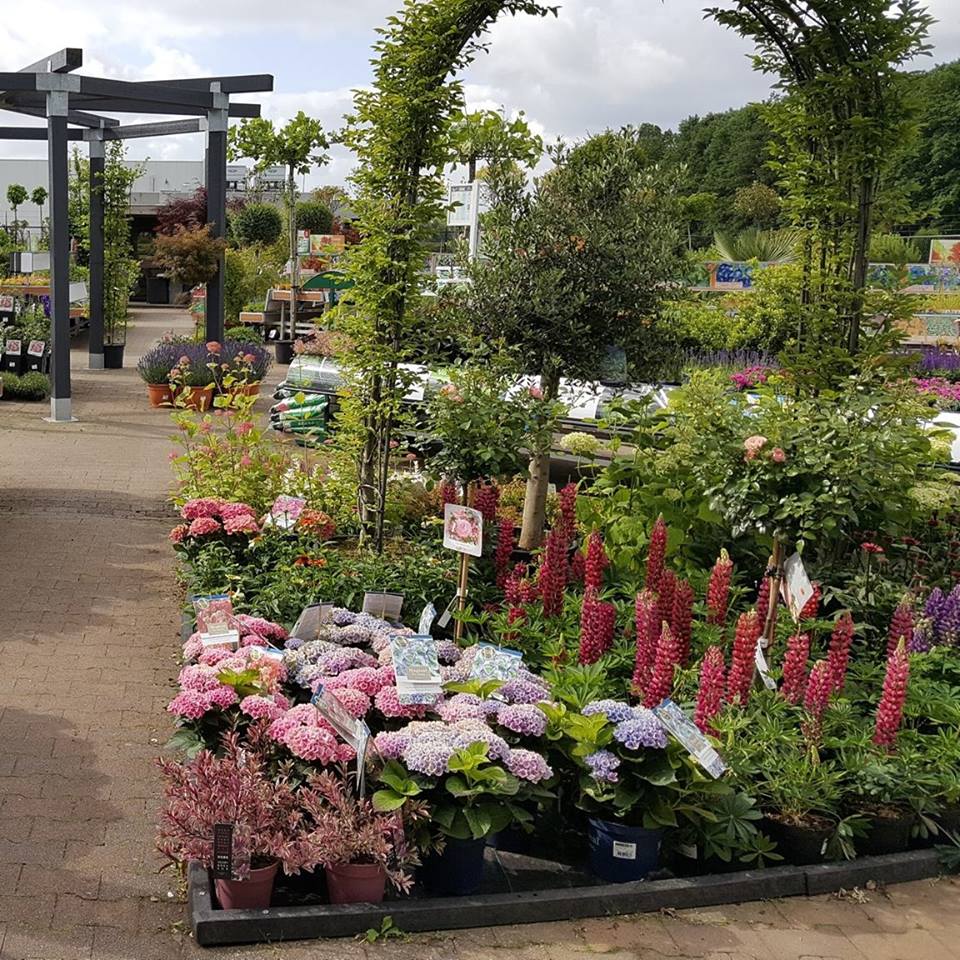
[[219, 502, 256, 520], [167, 690, 213, 719], [181, 498, 222, 521], [209, 685, 239, 709], [198, 646, 234, 667], [188, 516, 221, 537], [330, 688, 371, 719], [771, 447, 786, 463], [239, 695, 285, 721], [743, 435, 768, 461], [282, 725, 340, 763], [374, 685, 430, 719], [223, 514, 260, 536], [169, 524, 189, 544]]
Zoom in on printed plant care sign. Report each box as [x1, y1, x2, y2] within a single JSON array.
[[192, 594, 235, 634], [27, 340, 45, 357], [652, 698, 727, 779], [781, 552, 814, 623], [443, 503, 483, 557], [390, 635, 442, 704], [263, 495, 307, 530], [5, 339, 21, 356], [212, 823, 234, 879], [362, 591, 404, 622], [0, 295, 14, 312], [469, 643, 523, 684]]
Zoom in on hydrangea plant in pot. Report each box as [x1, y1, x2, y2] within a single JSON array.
[[156, 732, 312, 909], [298, 767, 421, 904]]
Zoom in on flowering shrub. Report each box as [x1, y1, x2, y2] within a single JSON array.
[[913, 377, 960, 411]]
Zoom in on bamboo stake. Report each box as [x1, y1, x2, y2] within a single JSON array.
[[454, 552, 470, 642], [763, 538, 785, 648]]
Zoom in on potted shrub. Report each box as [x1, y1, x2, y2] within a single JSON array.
[[156, 732, 311, 910], [168, 343, 218, 411], [137, 341, 184, 406], [298, 768, 418, 904], [546, 699, 731, 883], [373, 735, 553, 896]]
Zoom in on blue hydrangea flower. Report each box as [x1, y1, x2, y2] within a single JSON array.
[[585, 749, 621, 783], [613, 708, 667, 749], [582, 699, 634, 723]]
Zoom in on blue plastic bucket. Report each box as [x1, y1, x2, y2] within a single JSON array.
[[588, 818, 662, 883], [420, 836, 487, 896]]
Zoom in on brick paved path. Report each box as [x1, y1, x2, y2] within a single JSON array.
[[1, 308, 959, 960]]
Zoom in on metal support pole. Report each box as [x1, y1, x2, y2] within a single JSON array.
[[88, 135, 104, 369], [204, 91, 228, 344], [468, 179, 481, 260], [46, 89, 72, 422]]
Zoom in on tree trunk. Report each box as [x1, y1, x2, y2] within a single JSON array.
[[847, 175, 874, 354], [288, 167, 298, 341], [518, 369, 561, 551]]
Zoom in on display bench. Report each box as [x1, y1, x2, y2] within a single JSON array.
[[189, 847, 943, 947], [0, 281, 89, 329]]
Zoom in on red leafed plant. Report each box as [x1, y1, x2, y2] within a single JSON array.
[[826, 612, 855, 692], [578, 590, 616, 665], [694, 645, 726, 735], [873, 639, 910, 750], [706, 549, 733, 626], [726, 610, 761, 705], [296, 767, 423, 893], [671, 579, 695, 665], [780, 633, 810, 705], [156, 731, 311, 879], [631, 589, 659, 697], [886, 598, 914, 660], [644, 622, 682, 708], [645, 515, 667, 591]]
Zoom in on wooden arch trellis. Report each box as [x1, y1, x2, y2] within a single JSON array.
[[0, 48, 273, 421]]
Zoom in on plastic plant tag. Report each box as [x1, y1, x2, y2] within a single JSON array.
[[469, 643, 523, 684], [652, 698, 727, 779], [312, 686, 371, 788], [263, 495, 307, 530], [612, 841, 637, 860], [192, 594, 235, 633], [200, 629, 239, 651], [27, 340, 45, 357], [443, 503, 483, 557], [212, 823, 234, 879], [290, 603, 332, 643], [436, 595, 458, 629], [390, 635, 442, 704], [781, 552, 814, 623], [418, 602, 437, 636], [754, 639, 777, 691], [362, 591, 404, 622], [5, 339, 21, 356]]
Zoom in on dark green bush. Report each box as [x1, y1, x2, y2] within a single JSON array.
[[294, 200, 333, 235], [233, 202, 283, 246], [2, 371, 50, 401]]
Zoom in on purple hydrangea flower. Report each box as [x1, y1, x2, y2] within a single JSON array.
[[496, 703, 547, 737], [403, 737, 456, 777], [582, 699, 635, 723], [506, 748, 552, 783], [437, 694, 489, 722], [613, 708, 667, 749], [585, 749, 621, 783], [451, 721, 511, 761], [373, 730, 412, 760], [331, 607, 357, 626], [499, 678, 548, 705], [284, 637, 304, 651], [437, 639, 462, 664]]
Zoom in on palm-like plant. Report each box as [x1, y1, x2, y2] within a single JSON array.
[[714, 227, 801, 263]]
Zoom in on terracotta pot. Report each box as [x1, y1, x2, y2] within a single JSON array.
[[146, 383, 173, 407], [228, 382, 261, 400], [184, 386, 214, 411], [213, 861, 278, 910], [324, 862, 386, 904]]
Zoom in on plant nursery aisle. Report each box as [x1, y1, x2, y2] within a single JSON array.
[[0, 309, 956, 960]]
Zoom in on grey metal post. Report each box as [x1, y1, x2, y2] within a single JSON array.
[[88, 135, 105, 368], [204, 90, 228, 343], [46, 88, 72, 421]]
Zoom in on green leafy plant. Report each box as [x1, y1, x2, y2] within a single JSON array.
[[232, 202, 283, 247]]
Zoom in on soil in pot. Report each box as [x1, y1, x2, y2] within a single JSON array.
[[146, 383, 173, 407], [588, 817, 662, 883], [324, 862, 386, 904], [420, 836, 487, 896], [213, 860, 279, 910], [762, 814, 833, 865], [858, 807, 916, 856]]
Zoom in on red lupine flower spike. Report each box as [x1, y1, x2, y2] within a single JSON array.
[[694, 645, 726, 735], [706, 549, 733, 627], [646, 515, 667, 592], [874, 640, 910, 750], [726, 610, 761, 706], [780, 633, 810, 705], [644, 622, 682, 708]]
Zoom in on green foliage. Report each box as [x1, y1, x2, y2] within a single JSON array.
[[1, 371, 50, 401], [449, 108, 543, 177], [29, 186, 46, 209], [5, 184, 27, 210], [67, 149, 89, 259], [102, 142, 142, 345], [223, 244, 283, 325], [713, 228, 800, 264], [229, 113, 329, 178], [232, 202, 283, 246], [294, 200, 334, 235], [869, 232, 921, 264], [731, 182, 781, 229]]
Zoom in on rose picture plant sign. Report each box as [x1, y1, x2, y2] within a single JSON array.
[[443, 503, 483, 557]]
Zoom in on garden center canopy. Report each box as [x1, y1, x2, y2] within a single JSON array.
[[0, 48, 273, 421]]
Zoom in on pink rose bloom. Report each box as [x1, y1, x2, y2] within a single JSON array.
[[440, 383, 463, 402], [206, 341, 222, 354], [528, 385, 543, 399], [771, 447, 786, 463], [188, 516, 221, 537], [452, 516, 475, 540], [234, 421, 255, 436], [169, 524, 189, 544], [743, 435, 768, 461]]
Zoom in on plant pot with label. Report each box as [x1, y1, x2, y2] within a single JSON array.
[[147, 383, 174, 407], [214, 859, 279, 910], [103, 343, 125, 369], [587, 818, 663, 883]]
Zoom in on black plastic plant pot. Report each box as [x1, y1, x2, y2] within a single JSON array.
[[275, 341, 295, 365], [762, 817, 832, 866], [103, 343, 125, 369], [420, 837, 487, 896], [488, 826, 533, 856], [588, 818, 662, 883], [3, 353, 23, 374], [859, 812, 916, 856]]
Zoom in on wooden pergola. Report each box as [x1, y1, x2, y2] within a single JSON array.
[[0, 48, 273, 421]]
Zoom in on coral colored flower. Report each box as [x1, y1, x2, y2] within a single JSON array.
[[826, 612, 855, 693], [727, 610, 761, 705], [223, 514, 259, 536], [169, 524, 189, 544], [874, 640, 910, 750], [644, 623, 682, 708], [780, 633, 810, 705], [694, 645, 726, 735], [439, 383, 462, 402], [188, 516, 221, 537], [243, 353, 257, 364], [181, 498, 221, 521], [646, 515, 667, 591], [206, 341, 222, 354], [887, 599, 914, 660], [743, 434, 768, 461], [771, 447, 786, 463], [706, 549, 733, 627], [860, 541, 884, 554]]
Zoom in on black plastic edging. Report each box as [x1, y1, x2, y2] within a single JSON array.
[[189, 849, 944, 947]]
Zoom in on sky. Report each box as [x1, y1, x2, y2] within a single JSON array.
[[0, 0, 958, 187]]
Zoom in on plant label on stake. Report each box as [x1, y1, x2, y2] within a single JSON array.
[[443, 504, 483, 557], [312, 687, 370, 790], [390, 635, 442, 704], [290, 603, 333, 643], [418, 602, 437, 635], [362, 592, 404, 622], [754, 639, 777, 691], [469, 643, 523, 684], [781, 552, 814, 623], [262, 495, 307, 531], [212, 823, 234, 880], [652, 699, 727, 778]]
